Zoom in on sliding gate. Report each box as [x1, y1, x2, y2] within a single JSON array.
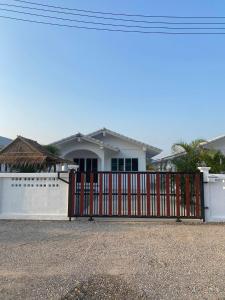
[[68, 171, 204, 220]]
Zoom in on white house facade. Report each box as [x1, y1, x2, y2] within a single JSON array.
[[202, 135, 225, 155], [52, 128, 161, 172]]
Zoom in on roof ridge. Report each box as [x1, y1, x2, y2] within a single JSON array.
[[203, 134, 225, 146], [17, 136, 47, 155], [83, 134, 119, 150], [87, 127, 162, 154], [51, 132, 119, 152], [50, 132, 85, 145]]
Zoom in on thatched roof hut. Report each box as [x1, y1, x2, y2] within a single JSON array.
[[0, 136, 71, 167]]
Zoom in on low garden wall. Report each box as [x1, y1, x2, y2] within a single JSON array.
[[0, 173, 68, 220]]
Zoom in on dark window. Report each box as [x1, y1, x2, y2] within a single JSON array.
[[86, 159, 92, 172], [74, 158, 98, 182], [74, 158, 98, 173], [92, 159, 98, 172], [92, 159, 98, 182], [86, 159, 92, 182], [74, 159, 79, 165], [111, 158, 118, 171], [132, 158, 138, 171], [79, 159, 85, 172], [118, 159, 124, 171], [111, 158, 138, 171], [125, 159, 132, 171]]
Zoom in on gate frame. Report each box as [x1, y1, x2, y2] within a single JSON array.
[[68, 170, 205, 221]]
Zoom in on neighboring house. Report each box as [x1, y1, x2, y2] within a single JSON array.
[[201, 135, 225, 155], [153, 134, 225, 171], [0, 136, 12, 150], [152, 151, 185, 171], [0, 136, 12, 172], [51, 128, 161, 172]]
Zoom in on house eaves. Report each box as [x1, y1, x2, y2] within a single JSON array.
[[200, 135, 225, 148]]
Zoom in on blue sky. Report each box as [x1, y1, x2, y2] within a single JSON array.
[[1, 0, 225, 156]]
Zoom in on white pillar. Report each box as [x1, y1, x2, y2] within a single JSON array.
[[198, 167, 211, 182], [99, 149, 105, 171], [198, 167, 211, 222]]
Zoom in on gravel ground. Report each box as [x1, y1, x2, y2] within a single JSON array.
[[1, 220, 225, 299]]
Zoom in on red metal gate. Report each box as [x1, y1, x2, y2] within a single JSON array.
[[68, 171, 204, 220]]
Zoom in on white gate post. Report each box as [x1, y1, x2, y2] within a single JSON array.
[[198, 167, 211, 182], [198, 167, 211, 222]]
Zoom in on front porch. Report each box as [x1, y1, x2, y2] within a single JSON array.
[[64, 149, 110, 172], [57, 134, 119, 172]]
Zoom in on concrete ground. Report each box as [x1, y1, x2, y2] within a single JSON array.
[[1, 220, 225, 299]]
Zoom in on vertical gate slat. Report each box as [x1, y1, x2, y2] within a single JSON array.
[[185, 175, 190, 217], [72, 172, 76, 217], [118, 173, 122, 216], [128, 173, 131, 216], [176, 174, 180, 217], [99, 173, 103, 216], [166, 174, 170, 217], [156, 173, 161, 217], [108, 173, 112, 216], [68, 170, 75, 218], [195, 174, 200, 218], [137, 173, 141, 216], [146, 174, 151, 216], [80, 173, 84, 216], [90, 173, 94, 216]]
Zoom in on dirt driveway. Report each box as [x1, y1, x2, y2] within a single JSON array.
[[1, 220, 225, 299]]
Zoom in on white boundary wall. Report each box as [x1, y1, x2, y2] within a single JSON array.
[[199, 167, 225, 222], [0, 173, 69, 220], [2, 169, 225, 222]]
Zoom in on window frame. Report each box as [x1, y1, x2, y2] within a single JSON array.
[[111, 158, 138, 172], [73, 158, 98, 173]]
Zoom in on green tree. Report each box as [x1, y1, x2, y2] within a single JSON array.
[[44, 145, 60, 156], [172, 139, 225, 173]]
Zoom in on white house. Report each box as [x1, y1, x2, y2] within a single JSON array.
[[51, 128, 161, 172], [201, 135, 225, 155]]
